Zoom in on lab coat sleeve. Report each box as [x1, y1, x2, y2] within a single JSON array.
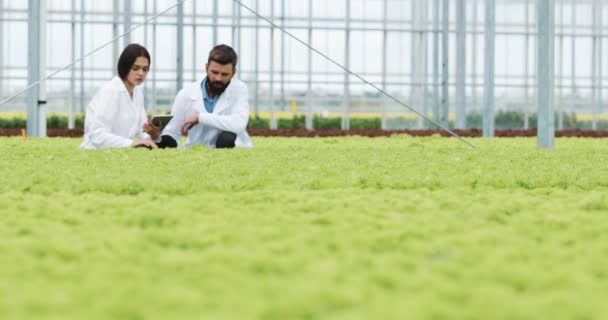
[[161, 88, 190, 146], [198, 84, 250, 133], [84, 89, 134, 149]]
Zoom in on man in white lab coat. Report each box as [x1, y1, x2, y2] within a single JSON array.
[[151, 44, 252, 149]]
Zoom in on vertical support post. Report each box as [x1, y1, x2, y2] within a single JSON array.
[[0, 0, 3, 102], [212, 0, 218, 46], [381, 0, 388, 130], [342, 0, 351, 130], [306, 0, 314, 130], [270, 0, 277, 129], [113, 0, 119, 71], [192, 0, 197, 81], [27, 0, 47, 137], [441, 0, 450, 128], [570, 0, 575, 124], [413, 0, 428, 129], [254, 0, 260, 114], [79, 0, 85, 113], [483, 0, 495, 137], [537, 0, 555, 149], [472, 0, 478, 114], [124, 0, 132, 47], [591, 0, 601, 130], [281, 0, 286, 113], [177, 0, 184, 92], [152, 0, 157, 111], [455, 0, 466, 129], [69, 0, 76, 129], [524, 0, 530, 129], [599, 1, 603, 128], [432, 0, 440, 124], [557, 0, 564, 130], [213, 0, 219, 45]]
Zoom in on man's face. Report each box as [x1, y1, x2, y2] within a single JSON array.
[[205, 61, 235, 95]]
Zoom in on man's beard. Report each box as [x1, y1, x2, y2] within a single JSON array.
[[207, 79, 230, 96]]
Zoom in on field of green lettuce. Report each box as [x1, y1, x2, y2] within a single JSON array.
[[1, 136, 607, 320]]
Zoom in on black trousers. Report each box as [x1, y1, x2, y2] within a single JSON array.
[[157, 131, 237, 149]]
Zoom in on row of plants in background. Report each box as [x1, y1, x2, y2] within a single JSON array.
[[1, 111, 607, 130]]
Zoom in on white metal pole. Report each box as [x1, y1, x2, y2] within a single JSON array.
[[306, 0, 313, 129], [455, 0, 466, 129], [38, 0, 46, 137], [342, 0, 351, 130], [27, 0, 40, 137], [433, 0, 440, 124], [483, 0, 495, 137], [124, 0, 132, 47], [69, 0, 76, 129], [381, 0, 388, 130], [270, 0, 276, 129], [441, 0, 450, 128], [537, 0, 555, 149], [177, 0, 184, 92]]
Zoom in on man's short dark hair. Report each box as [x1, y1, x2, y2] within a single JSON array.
[[117, 44, 151, 80], [208, 44, 238, 68]]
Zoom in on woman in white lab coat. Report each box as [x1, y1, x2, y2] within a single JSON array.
[[81, 44, 157, 150]]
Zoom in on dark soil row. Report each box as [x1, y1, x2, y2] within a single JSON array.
[[2, 128, 608, 138]]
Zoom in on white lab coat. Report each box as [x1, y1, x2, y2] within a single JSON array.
[[162, 77, 253, 148], [81, 77, 150, 149]]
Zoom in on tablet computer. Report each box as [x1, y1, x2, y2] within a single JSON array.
[[150, 115, 173, 129]]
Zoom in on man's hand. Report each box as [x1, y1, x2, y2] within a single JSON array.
[[181, 113, 200, 136], [143, 121, 161, 140], [132, 139, 158, 150]]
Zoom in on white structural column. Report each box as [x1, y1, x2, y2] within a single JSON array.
[[213, 0, 218, 45], [432, 0, 440, 124], [151, 0, 158, 111], [557, 0, 564, 130], [483, 0, 495, 137], [455, 0, 466, 129], [79, 0, 85, 113], [254, 0, 260, 114], [524, 0, 530, 129], [537, 0, 555, 148], [472, 0, 478, 114], [570, 0, 575, 123], [113, 0, 119, 70], [305, 0, 313, 130], [27, 0, 47, 137], [381, 0, 388, 130], [591, 0, 602, 130], [69, 0, 76, 129], [280, 0, 286, 115], [441, 0, 450, 128], [177, 0, 184, 92], [123, 0, 131, 47], [412, 0, 428, 129], [270, 0, 276, 129], [0, 0, 3, 101], [341, 0, 351, 130]]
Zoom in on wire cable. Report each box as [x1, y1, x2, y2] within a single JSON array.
[[232, 0, 476, 149], [0, 0, 188, 108]]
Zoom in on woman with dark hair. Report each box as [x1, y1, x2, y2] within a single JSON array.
[[81, 43, 157, 149]]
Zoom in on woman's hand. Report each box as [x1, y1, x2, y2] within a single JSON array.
[[143, 121, 161, 140], [132, 139, 158, 150]]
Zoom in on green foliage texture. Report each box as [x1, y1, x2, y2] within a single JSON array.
[[1, 136, 607, 319]]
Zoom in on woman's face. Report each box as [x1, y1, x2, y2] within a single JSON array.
[[126, 56, 150, 87]]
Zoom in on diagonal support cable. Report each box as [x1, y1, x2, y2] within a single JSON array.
[[0, 0, 188, 108], [232, 0, 476, 149]]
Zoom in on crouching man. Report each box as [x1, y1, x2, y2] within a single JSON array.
[[150, 44, 252, 149]]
